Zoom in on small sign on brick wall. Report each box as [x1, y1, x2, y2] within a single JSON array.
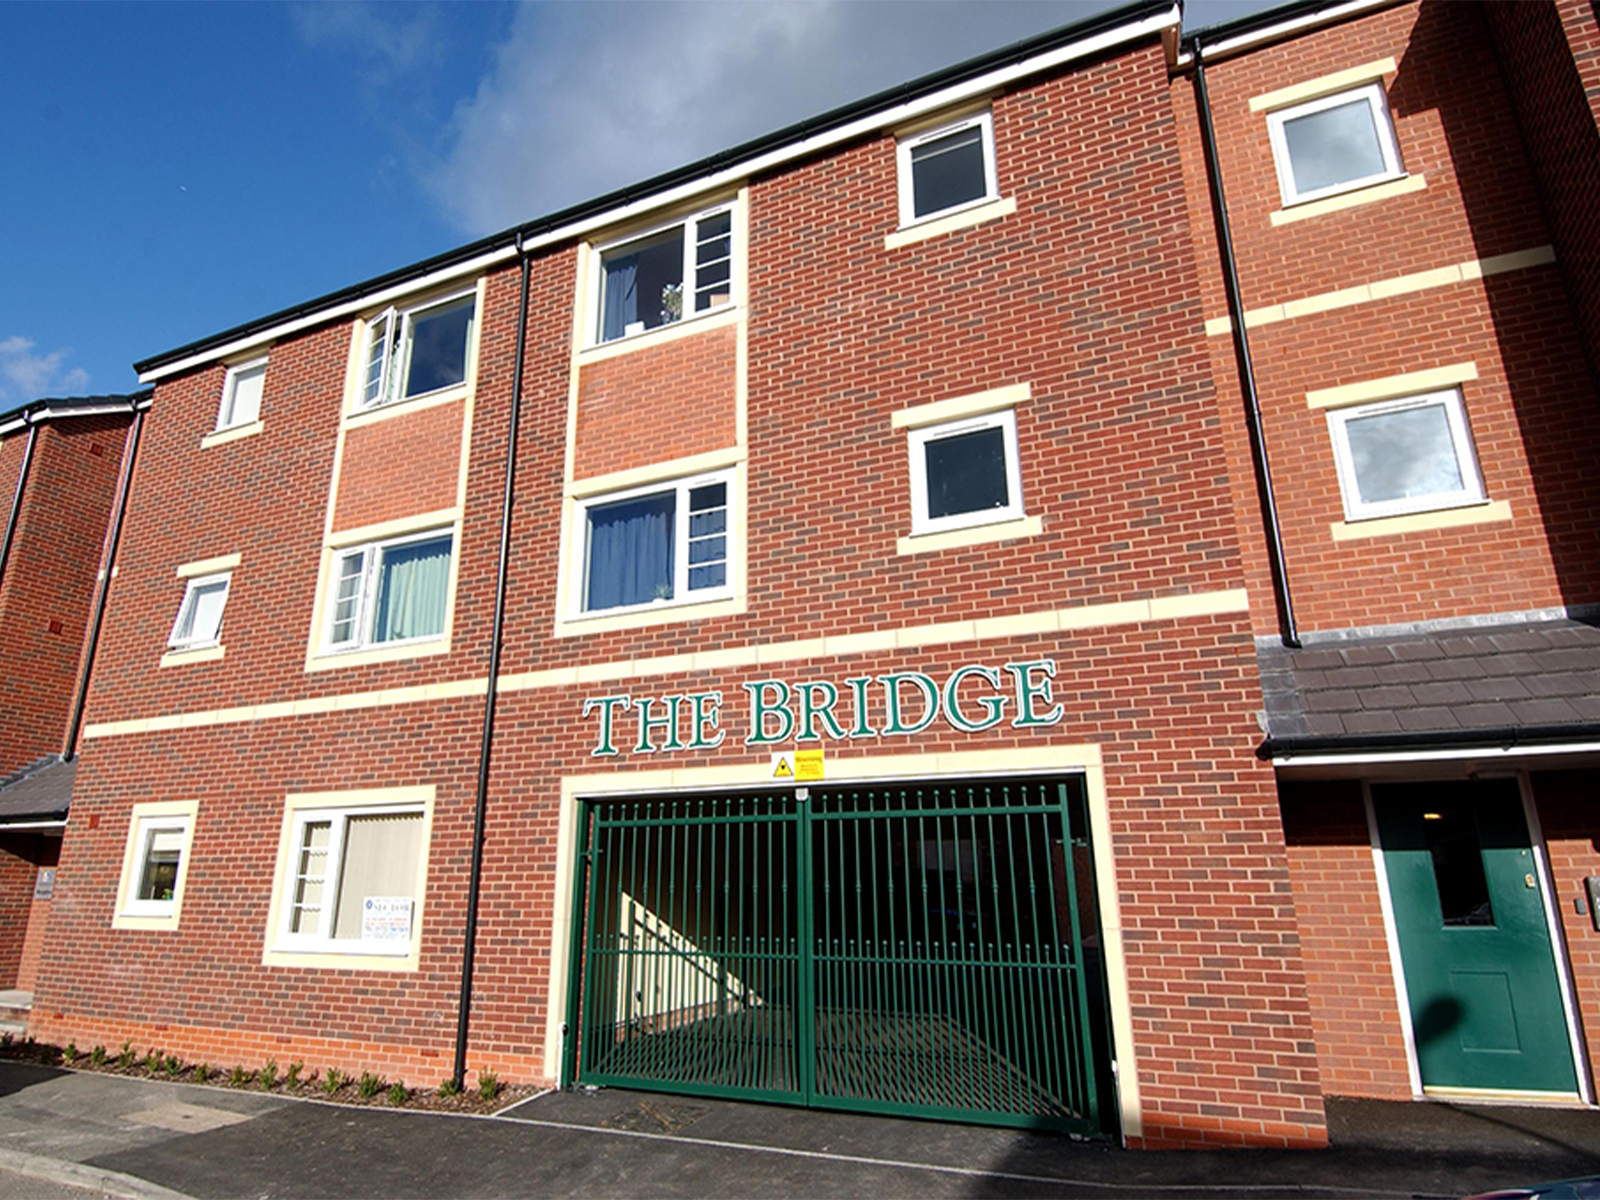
[[34, 868, 55, 901]]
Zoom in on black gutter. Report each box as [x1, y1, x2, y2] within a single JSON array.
[[453, 236, 533, 1090], [1183, 0, 1406, 59], [63, 401, 146, 761], [134, 0, 1173, 377], [1263, 722, 1600, 760], [0, 421, 39, 597], [1189, 34, 1301, 649]]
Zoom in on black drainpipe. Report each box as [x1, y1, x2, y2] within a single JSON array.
[[64, 401, 145, 760], [1190, 36, 1301, 649], [454, 236, 533, 1090], [0, 418, 40, 596]]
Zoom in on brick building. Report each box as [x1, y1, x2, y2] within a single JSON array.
[[18, 0, 1600, 1150]]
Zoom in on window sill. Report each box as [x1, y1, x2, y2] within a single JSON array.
[[885, 196, 1016, 251], [1330, 499, 1510, 542], [111, 911, 181, 932], [261, 946, 419, 972], [580, 305, 740, 365], [344, 384, 468, 430], [160, 644, 225, 668], [897, 514, 1042, 556], [1271, 174, 1423, 226], [305, 635, 452, 673], [200, 421, 263, 449], [554, 594, 745, 639]]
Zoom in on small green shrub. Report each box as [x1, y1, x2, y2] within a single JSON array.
[[387, 1081, 409, 1106], [163, 1054, 181, 1078], [140, 1049, 162, 1073], [0, 1033, 14, 1050], [117, 1041, 135, 1069], [285, 1062, 303, 1090], [193, 1063, 211, 1084], [437, 1077, 460, 1099], [322, 1068, 343, 1094], [477, 1070, 500, 1102], [357, 1071, 383, 1100], [63, 1043, 78, 1063], [229, 1064, 249, 1088], [89, 1045, 107, 1067], [259, 1059, 278, 1090]]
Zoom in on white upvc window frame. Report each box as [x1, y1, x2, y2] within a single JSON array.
[[1266, 81, 1404, 208], [570, 468, 735, 620], [321, 528, 455, 654], [167, 572, 232, 651], [1326, 388, 1487, 522], [358, 288, 477, 412], [216, 356, 267, 431], [907, 408, 1025, 536], [112, 801, 200, 931], [591, 204, 737, 346], [271, 802, 425, 959], [896, 110, 999, 229]]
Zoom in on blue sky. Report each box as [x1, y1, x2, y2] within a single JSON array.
[[0, 0, 1270, 405]]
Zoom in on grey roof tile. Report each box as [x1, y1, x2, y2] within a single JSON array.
[[1453, 702, 1518, 726], [1304, 689, 1362, 713], [1343, 710, 1404, 734], [1412, 681, 1477, 706], [0, 758, 74, 822], [1340, 645, 1398, 667], [1507, 699, 1583, 725], [1397, 707, 1463, 731], [1323, 666, 1381, 688], [1465, 677, 1533, 702], [1427, 658, 1489, 681], [1391, 641, 1446, 662], [1361, 685, 1422, 710]]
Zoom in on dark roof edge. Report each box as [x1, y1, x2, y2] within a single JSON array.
[[1262, 722, 1600, 761], [134, 0, 1173, 377], [1180, 0, 1408, 62], [0, 390, 152, 435]]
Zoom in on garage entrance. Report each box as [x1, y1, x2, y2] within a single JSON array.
[[560, 776, 1113, 1137]]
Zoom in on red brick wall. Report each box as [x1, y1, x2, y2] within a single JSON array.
[[0, 417, 130, 774], [15, 837, 58, 991], [574, 324, 738, 480], [1482, 0, 1600, 390], [1280, 780, 1413, 1098], [1177, 2, 1600, 635], [0, 834, 42, 987], [1529, 769, 1600, 1092], [332, 402, 464, 533]]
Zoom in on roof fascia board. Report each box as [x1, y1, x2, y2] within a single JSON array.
[[139, 3, 1179, 386], [0, 397, 149, 438], [1175, 0, 1404, 67], [1273, 740, 1600, 768], [0, 819, 67, 830]]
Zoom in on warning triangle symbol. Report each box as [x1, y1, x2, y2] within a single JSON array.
[[773, 757, 794, 779]]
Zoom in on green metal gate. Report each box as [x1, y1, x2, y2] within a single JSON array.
[[561, 777, 1110, 1136]]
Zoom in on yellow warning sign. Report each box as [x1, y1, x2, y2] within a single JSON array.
[[771, 752, 795, 780], [794, 748, 825, 781]]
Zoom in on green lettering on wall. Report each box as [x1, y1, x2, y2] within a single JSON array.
[[634, 695, 686, 753], [797, 681, 848, 742], [742, 679, 795, 745], [943, 664, 1009, 732], [1005, 659, 1064, 728], [687, 691, 726, 750], [583, 694, 631, 757], [878, 671, 940, 736]]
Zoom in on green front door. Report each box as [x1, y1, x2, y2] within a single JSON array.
[[1374, 779, 1577, 1094]]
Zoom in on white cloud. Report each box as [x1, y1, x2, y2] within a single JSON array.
[[0, 336, 90, 405], [288, 1, 441, 85], [424, 0, 1103, 236]]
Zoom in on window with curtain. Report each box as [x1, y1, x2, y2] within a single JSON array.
[[595, 206, 735, 343], [361, 292, 476, 409], [279, 807, 425, 952], [576, 474, 732, 615], [325, 532, 453, 651]]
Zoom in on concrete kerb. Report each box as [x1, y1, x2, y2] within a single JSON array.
[[0, 1148, 194, 1200]]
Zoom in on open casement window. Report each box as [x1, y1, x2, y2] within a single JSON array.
[[168, 573, 231, 650], [324, 531, 453, 652], [1267, 82, 1404, 206], [360, 291, 476, 410], [575, 471, 732, 616], [276, 805, 424, 956], [897, 111, 999, 227], [217, 357, 266, 430], [120, 814, 191, 918], [1327, 388, 1487, 521], [908, 408, 1025, 535], [595, 207, 734, 344]]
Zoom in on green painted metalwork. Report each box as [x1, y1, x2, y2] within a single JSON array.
[[565, 777, 1108, 1136]]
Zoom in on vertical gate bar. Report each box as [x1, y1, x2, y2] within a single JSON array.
[[560, 801, 592, 1087], [916, 805, 930, 1106], [932, 803, 952, 1107], [763, 792, 774, 1092], [1059, 781, 1099, 1127], [1042, 802, 1073, 1114], [1001, 799, 1034, 1114], [816, 793, 831, 1099], [796, 788, 816, 1105], [588, 812, 613, 1078], [982, 787, 1004, 1114], [1023, 806, 1061, 1113], [869, 789, 888, 1103], [616, 811, 635, 1072]]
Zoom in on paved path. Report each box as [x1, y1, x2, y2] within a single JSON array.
[[1, 1062, 1599, 1198]]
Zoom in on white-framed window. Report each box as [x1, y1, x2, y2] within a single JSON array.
[[113, 801, 199, 930], [167, 572, 231, 650], [572, 470, 733, 616], [1327, 388, 1486, 521], [360, 290, 477, 410], [907, 408, 1024, 535], [896, 111, 999, 227], [216, 357, 266, 430], [1266, 82, 1404, 206], [323, 530, 453, 652], [273, 803, 425, 958], [594, 206, 734, 344]]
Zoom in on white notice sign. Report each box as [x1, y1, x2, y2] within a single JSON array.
[[362, 896, 414, 942]]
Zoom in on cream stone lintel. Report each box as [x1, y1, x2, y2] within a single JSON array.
[[897, 515, 1043, 557], [176, 553, 241, 579], [1270, 174, 1425, 226], [159, 645, 225, 669], [544, 744, 1142, 1144], [891, 383, 1031, 430], [85, 587, 1251, 741], [1307, 362, 1478, 410], [567, 446, 745, 500], [1249, 58, 1397, 112], [1331, 499, 1512, 542], [576, 306, 741, 367], [325, 508, 461, 549], [199, 421, 264, 450], [1203, 246, 1557, 337], [883, 196, 1017, 251]]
